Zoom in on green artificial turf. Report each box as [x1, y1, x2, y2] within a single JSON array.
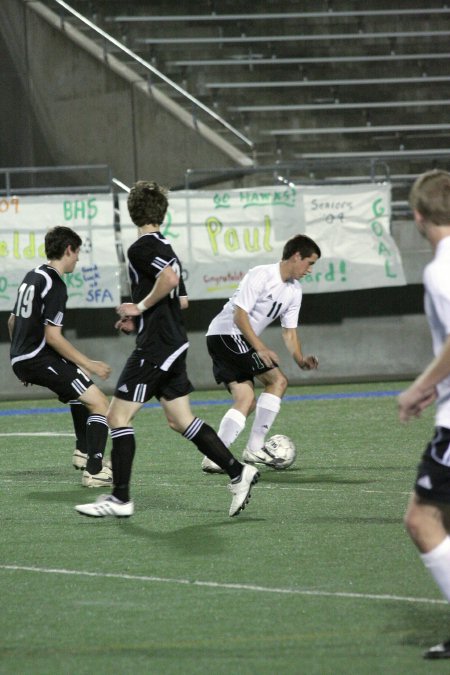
[[1, 382, 449, 674]]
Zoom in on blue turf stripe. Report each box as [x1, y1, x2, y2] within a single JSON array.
[[0, 389, 402, 417]]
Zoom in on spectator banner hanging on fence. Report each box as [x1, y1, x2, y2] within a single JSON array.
[[0, 194, 119, 310], [0, 184, 404, 310], [119, 182, 405, 299]]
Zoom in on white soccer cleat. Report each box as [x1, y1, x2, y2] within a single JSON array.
[[81, 465, 113, 488], [72, 449, 88, 470], [228, 464, 260, 517], [75, 494, 134, 518], [242, 444, 289, 469], [201, 455, 225, 474]]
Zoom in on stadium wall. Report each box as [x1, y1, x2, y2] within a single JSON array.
[[0, 313, 432, 401], [0, 0, 251, 187]]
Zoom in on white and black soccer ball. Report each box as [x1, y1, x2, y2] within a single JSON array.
[[263, 434, 297, 470]]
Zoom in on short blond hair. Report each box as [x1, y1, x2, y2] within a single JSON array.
[[409, 169, 450, 225]]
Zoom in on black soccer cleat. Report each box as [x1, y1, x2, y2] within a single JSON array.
[[424, 640, 450, 659]]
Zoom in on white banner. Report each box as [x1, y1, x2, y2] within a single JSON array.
[[0, 183, 405, 309], [119, 182, 405, 299], [0, 194, 120, 310]]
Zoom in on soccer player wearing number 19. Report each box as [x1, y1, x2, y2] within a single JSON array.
[[8, 226, 112, 488]]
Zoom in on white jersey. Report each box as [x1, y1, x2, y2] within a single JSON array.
[[423, 236, 450, 428], [206, 263, 302, 338]]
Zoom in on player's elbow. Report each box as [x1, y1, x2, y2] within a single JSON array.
[[161, 266, 180, 291], [7, 314, 14, 338]]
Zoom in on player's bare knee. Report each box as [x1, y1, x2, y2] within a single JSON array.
[[107, 409, 129, 429], [82, 386, 109, 415], [272, 372, 288, 396], [404, 509, 416, 538], [95, 393, 110, 415], [404, 503, 426, 542], [106, 409, 116, 428]]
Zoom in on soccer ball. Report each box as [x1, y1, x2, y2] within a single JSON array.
[[263, 434, 297, 470]]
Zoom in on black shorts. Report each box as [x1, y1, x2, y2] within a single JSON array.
[[414, 427, 450, 504], [12, 353, 94, 404], [206, 334, 273, 386], [114, 350, 194, 403]]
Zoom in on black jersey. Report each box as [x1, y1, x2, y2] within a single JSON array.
[[10, 265, 67, 365], [127, 232, 189, 370]]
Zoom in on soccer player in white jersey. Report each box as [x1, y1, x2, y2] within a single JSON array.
[[201, 234, 321, 473], [398, 169, 450, 659], [75, 181, 259, 519]]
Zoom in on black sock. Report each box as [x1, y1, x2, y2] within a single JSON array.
[[85, 414, 108, 475], [183, 418, 243, 480], [69, 401, 89, 452], [110, 427, 135, 503]]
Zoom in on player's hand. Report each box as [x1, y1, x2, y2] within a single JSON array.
[[257, 348, 279, 368], [89, 360, 112, 380], [299, 355, 319, 370], [117, 302, 141, 318], [115, 316, 135, 334], [398, 386, 437, 422]]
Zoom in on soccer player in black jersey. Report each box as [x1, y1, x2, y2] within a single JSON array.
[[8, 226, 112, 488], [75, 181, 259, 519]]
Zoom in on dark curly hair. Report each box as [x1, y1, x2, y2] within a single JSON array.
[[127, 181, 169, 227], [45, 226, 82, 260], [282, 234, 321, 260]]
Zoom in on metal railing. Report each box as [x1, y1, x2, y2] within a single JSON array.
[[51, 0, 253, 151], [106, 8, 450, 23], [0, 164, 114, 196]]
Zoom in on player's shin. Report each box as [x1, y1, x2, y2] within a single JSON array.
[[183, 418, 243, 479]]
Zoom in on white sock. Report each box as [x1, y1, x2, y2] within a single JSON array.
[[247, 392, 281, 453], [218, 409, 246, 448], [420, 536, 450, 602]]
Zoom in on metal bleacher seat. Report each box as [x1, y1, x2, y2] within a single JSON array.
[[75, 1, 450, 164]]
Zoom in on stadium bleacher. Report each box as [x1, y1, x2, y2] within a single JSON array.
[[61, 0, 450, 183]]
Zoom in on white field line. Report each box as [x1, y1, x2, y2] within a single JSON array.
[[0, 564, 444, 606]]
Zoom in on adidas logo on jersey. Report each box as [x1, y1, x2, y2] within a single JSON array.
[[118, 384, 129, 393], [417, 475, 432, 490]]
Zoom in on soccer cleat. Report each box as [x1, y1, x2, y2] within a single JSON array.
[[228, 464, 260, 517], [81, 466, 113, 488], [424, 640, 450, 659], [201, 455, 225, 474], [72, 449, 88, 470], [242, 445, 285, 469], [75, 494, 134, 518]]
